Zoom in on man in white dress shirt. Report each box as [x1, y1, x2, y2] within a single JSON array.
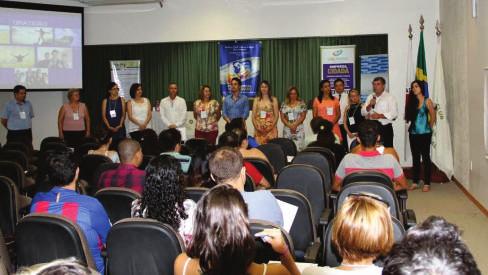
[[334, 78, 349, 151], [361, 77, 398, 147], [160, 82, 188, 140]]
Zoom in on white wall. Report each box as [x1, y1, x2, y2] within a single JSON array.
[[83, 0, 440, 165]]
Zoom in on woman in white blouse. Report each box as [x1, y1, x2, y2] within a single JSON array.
[[126, 83, 152, 143]]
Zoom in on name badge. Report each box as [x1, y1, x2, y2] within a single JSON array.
[[73, 113, 80, 121], [19, 111, 26, 120], [259, 111, 267, 119], [348, 116, 355, 125], [287, 112, 295, 121], [200, 110, 208, 119], [109, 110, 117, 118], [326, 107, 334, 116]]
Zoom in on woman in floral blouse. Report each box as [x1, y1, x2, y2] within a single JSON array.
[[193, 85, 221, 144], [280, 86, 308, 150]]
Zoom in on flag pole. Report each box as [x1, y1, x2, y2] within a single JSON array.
[[403, 24, 413, 162]]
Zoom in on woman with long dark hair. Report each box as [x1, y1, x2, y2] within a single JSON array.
[[252, 81, 279, 144], [101, 82, 126, 150], [313, 80, 342, 142], [405, 80, 436, 192], [173, 184, 300, 275], [131, 155, 196, 245]]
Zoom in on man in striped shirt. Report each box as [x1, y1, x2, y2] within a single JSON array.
[[31, 150, 111, 274], [97, 139, 145, 194], [333, 120, 409, 192]]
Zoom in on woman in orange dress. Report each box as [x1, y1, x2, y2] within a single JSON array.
[[252, 80, 279, 144], [313, 79, 342, 142]]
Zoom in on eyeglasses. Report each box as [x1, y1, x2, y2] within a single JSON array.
[[347, 192, 390, 208]]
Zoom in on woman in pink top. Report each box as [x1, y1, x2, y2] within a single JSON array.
[[313, 80, 342, 142], [58, 88, 91, 148]]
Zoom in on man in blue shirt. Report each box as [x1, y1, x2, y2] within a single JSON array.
[[222, 77, 250, 123], [30, 150, 111, 274], [1, 85, 34, 149], [208, 146, 284, 227]]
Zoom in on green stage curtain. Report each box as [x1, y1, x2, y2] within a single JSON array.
[[83, 35, 387, 132]]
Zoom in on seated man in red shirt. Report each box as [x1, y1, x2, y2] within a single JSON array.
[[333, 120, 409, 192], [97, 139, 145, 194]]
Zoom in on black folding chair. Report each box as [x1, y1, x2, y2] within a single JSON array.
[[257, 143, 286, 173]]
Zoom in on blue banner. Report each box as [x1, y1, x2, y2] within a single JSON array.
[[219, 41, 261, 97]]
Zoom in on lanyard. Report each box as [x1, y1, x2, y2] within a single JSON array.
[[109, 98, 118, 111]]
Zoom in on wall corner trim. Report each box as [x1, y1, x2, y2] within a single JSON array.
[[452, 177, 488, 218]]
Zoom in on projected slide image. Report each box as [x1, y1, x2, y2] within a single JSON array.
[[37, 47, 72, 69], [12, 26, 53, 45], [0, 46, 35, 68], [55, 28, 81, 47], [15, 68, 49, 88], [0, 26, 9, 44]]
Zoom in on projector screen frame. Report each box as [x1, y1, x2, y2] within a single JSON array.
[[0, 1, 84, 92]]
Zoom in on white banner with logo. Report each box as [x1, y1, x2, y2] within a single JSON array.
[[110, 60, 141, 98], [320, 45, 356, 95]]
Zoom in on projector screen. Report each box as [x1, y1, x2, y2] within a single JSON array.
[[0, 5, 83, 90]]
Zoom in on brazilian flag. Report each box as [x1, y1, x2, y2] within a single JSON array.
[[415, 30, 429, 97]]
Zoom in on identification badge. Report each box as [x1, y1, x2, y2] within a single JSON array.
[[326, 107, 334, 116], [109, 110, 117, 118], [73, 113, 80, 121], [287, 112, 295, 121], [348, 116, 355, 125], [200, 110, 208, 119], [19, 111, 26, 119], [260, 111, 267, 119]]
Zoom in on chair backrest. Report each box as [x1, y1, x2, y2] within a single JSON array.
[[0, 161, 26, 191], [0, 176, 19, 238], [0, 230, 10, 275], [0, 150, 29, 171], [15, 213, 96, 270], [250, 219, 295, 263], [336, 182, 401, 220], [74, 142, 100, 160], [78, 154, 113, 192], [269, 138, 297, 158], [184, 187, 209, 203], [270, 189, 316, 260], [40, 142, 68, 153], [276, 164, 326, 225], [322, 217, 405, 267], [140, 155, 155, 170], [244, 158, 275, 187], [95, 187, 141, 224], [292, 152, 332, 193], [3, 142, 30, 156], [342, 171, 394, 188], [106, 218, 184, 275], [245, 173, 255, 192], [303, 146, 337, 172], [40, 137, 64, 150], [257, 143, 286, 173]]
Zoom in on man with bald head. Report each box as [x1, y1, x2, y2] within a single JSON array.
[[97, 139, 145, 194]]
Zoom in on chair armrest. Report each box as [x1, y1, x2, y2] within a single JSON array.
[[320, 209, 331, 226], [396, 190, 408, 212], [304, 239, 321, 263], [329, 192, 338, 214], [403, 209, 417, 229]]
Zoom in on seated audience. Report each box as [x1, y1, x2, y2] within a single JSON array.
[[218, 131, 271, 189], [208, 146, 283, 226], [131, 155, 196, 246], [383, 216, 480, 275], [303, 193, 394, 275], [333, 121, 409, 192], [182, 143, 215, 188], [231, 127, 272, 167], [158, 128, 192, 173], [97, 139, 145, 194], [174, 184, 300, 275], [308, 117, 346, 163], [139, 128, 161, 155], [88, 130, 120, 163], [226, 117, 259, 148], [30, 150, 111, 274], [16, 257, 97, 275], [350, 142, 400, 161]]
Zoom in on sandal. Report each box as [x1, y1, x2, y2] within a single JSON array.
[[409, 183, 418, 190], [422, 185, 431, 192]]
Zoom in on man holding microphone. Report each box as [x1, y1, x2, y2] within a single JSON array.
[[361, 77, 398, 147]]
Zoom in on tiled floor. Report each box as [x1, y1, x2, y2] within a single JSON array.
[[407, 182, 488, 274]]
